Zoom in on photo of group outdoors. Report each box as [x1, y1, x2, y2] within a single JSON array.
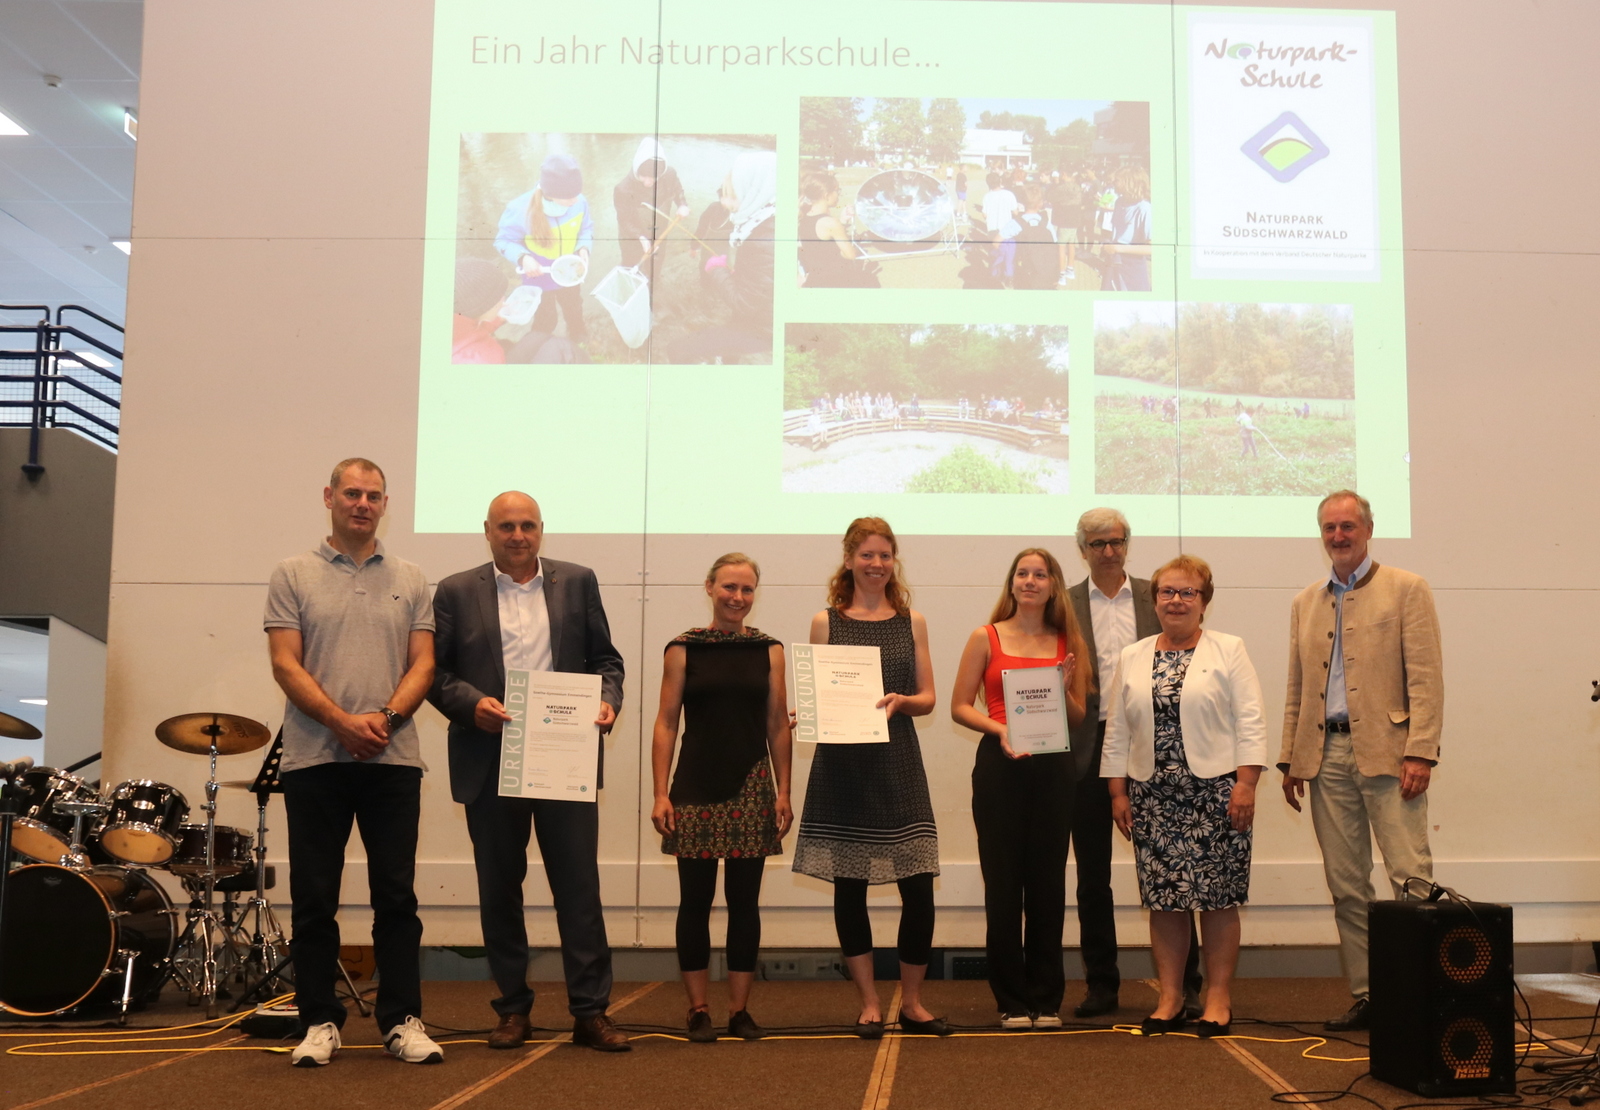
[[797, 97, 1151, 291], [782, 323, 1070, 494], [1093, 302, 1357, 496], [453, 132, 777, 365]]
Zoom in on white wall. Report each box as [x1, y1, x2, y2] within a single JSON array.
[[108, 0, 1600, 949], [45, 617, 107, 772]]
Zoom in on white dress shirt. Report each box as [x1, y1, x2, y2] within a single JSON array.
[[1088, 573, 1136, 721], [497, 560, 552, 676]]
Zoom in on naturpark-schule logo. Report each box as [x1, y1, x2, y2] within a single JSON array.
[[1202, 35, 1353, 184]]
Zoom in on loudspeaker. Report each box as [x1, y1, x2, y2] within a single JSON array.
[[1369, 898, 1516, 1097]]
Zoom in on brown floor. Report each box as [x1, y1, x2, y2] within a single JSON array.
[[2, 976, 1595, 1110]]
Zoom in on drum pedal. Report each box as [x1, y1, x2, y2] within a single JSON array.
[[241, 1003, 300, 1039]]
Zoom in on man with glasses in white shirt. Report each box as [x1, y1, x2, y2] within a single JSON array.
[[1066, 509, 1200, 1019]]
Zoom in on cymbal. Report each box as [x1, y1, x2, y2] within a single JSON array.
[[0, 710, 42, 740], [155, 712, 271, 755]]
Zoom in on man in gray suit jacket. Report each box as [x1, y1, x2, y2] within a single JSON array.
[[1065, 508, 1202, 1017], [428, 492, 628, 1051]]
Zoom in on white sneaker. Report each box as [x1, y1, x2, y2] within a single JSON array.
[[291, 1022, 340, 1067], [1063, 267, 1077, 281], [1033, 1013, 1063, 1029], [384, 1015, 444, 1064], [1000, 1012, 1034, 1030]]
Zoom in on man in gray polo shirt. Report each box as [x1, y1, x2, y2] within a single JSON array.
[[264, 457, 439, 1067]]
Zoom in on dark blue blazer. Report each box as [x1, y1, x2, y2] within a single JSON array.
[[428, 558, 625, 805]]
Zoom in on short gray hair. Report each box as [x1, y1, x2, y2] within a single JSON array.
[[1076, 507, 1131, 551], [1317, 489, 1373, 528]]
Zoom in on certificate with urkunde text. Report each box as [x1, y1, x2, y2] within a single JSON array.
[[790, 643, 889, 744], [498, 668, 602, 801], [1001, 665, 1070, 755]]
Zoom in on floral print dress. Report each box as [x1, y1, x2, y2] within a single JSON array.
[[1126, 648, 1251, 911]]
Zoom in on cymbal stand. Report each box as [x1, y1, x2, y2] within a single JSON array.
[[229, 790, 286, 986], [170, 721, 229, 1017]]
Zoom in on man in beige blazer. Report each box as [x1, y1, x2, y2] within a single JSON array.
[[1280, 490, 1443, 1032]]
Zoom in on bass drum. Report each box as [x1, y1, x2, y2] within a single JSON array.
[[0, 865, 176, 1016]]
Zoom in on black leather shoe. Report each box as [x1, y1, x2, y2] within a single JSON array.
[[1139, 1015, 1187, 1036], [572, 1012, 632, 1051], [1073, 990, 1120, 1018], [898, 1015, 952, 1036], [727, 1010, 765, 1040], [1195, 1015, 1232, 1038], [1324, 997, 1370, 1032], [854, 1019, 885, 1040]]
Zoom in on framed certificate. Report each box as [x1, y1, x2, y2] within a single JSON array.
[[1001, 664, 1070, 755], [790, 643, 889, 744], [498, 668, 603, 801]]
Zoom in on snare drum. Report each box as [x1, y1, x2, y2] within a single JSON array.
[[100, 780, 190, 865], [11, 767, 103, 864], [0, 864, 176, 1015], [168, 824, 253, 877]]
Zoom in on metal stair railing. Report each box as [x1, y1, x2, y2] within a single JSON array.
[[0, 304, 124, 476]]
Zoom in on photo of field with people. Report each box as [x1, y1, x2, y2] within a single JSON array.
[[453, 132, 777, 366], [798, 97, 1150, 291], [1093, 302, 1356, 495], [782, 323, 1070, 494]]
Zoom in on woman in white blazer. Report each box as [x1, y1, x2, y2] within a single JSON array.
[[1100, 554, 1267, 1038]]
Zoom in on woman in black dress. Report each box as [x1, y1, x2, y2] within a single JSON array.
[[652, 553, 793, 1042], [793, 517, 947, 1038], [797, 172, 879, 288]]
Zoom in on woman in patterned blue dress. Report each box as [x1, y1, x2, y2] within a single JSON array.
[[1100, 555, 1268, 1038], [793, 517, 946, 1038]]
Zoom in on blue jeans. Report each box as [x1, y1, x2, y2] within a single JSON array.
[[282, 761, 423, 1033]]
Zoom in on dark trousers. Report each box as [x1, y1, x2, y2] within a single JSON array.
[[1070, 722, 1201, 996], [282, 762, 424, 1033], [463, 788, 612, 1019], [529, 282, 587, 340], [972, 741, 1073, 1016]]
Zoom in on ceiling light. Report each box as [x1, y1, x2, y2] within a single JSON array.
[[19, 698, 47, 706], [0, 109, 27, 137], [123, 109, 137, 140], [73, 350, 114, 368], [111, 239, 131, 254]]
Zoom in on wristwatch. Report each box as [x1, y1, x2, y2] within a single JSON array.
[[381, 707, 405, 732]]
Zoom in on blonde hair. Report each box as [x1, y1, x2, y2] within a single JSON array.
[[827, 517, 910, 614], [706, 552, 760, 587], [988, 548, 1094, 698], [523, 189, 556, 251]]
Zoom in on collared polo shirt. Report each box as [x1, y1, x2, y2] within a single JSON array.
[[264, 540, 434, 773], [497, 559, 553, 676], [1324, 552, 1373, 724]]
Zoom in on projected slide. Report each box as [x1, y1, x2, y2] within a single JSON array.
[[417, 1, 1408, 538]]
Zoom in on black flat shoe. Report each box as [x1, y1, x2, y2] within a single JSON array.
[[854, 1019, 885, 1040], [1139, 1015, 1187, 1036], [898, 1015, 952, 1037], [687, 1008, 717, 1043], [727, 1010, 766, 1040], [1195, 1016, 1232, 1038]]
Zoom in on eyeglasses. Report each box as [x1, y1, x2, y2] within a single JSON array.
[[1086, 538, 1127, 552], [1156, 587, 1202, 602]]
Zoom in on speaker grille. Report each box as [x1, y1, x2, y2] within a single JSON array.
[[1439, 924, 1494, 984], [1438, 1016, 1496, 1079]]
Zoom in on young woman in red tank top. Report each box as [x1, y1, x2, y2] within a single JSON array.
[[951, 548, 1092, 1028]]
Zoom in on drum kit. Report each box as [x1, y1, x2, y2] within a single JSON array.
[[0, 709, 351, 1022]]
